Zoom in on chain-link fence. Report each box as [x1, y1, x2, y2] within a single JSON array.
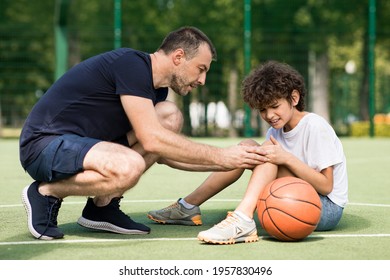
[[1, 0, 389, 137]]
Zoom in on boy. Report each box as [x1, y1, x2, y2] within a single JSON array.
[[148, 61, 348, 244]]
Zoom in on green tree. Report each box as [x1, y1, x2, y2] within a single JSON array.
[[0, 0, 55, 127], [1, 0, 389, 137]]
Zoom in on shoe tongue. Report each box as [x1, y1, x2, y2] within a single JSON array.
[[109, 197, 123, 209], [107, 197, 129, 218], [111, 197, 122, 203], [47, 195, 62, 204]]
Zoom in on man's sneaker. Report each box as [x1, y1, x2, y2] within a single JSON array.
[[21, 181, 64, 240], [147, 199, 202, 226], [77, 197, 150, 234], [197, 211, 259, 245]]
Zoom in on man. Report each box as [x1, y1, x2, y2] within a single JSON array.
[[20, 26, 267, 240]]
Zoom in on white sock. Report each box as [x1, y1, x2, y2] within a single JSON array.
[[234, 210, 253, 222], [179, 198, 196, 209]]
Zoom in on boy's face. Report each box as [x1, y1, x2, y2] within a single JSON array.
[[259, 95, 298, 132]]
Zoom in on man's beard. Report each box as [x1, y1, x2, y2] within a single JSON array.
[[170, 74, 190, 96]]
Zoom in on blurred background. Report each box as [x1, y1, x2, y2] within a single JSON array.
[[1, 0, 389, 138]]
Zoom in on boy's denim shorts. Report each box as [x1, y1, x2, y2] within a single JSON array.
[[25, 134, 101, 182], [315, 195, 344, 231]]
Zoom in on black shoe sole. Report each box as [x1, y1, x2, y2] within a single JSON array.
[[77, 216, 150, 235]]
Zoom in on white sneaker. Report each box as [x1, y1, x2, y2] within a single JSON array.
[[197, 212, 259, 245]]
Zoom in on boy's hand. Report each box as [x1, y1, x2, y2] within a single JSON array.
[[262, 135, 293, 165]]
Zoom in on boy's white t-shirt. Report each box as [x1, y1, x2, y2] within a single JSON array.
[[266, 113, 348, 208]]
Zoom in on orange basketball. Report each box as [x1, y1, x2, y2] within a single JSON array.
[[257, 177, 322, 241]]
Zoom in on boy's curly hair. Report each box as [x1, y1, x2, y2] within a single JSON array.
[[242, 61, 306, 112]]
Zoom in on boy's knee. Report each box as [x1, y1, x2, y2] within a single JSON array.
[[238, 139, 260, 146], [155, 101, 183, 132], [261, 139, 273, 146]]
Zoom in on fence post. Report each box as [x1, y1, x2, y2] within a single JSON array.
[[54, 0, 70, 81], [368, 0, 376, 137], [114, 0, 122, 49], [243, 0, 253, 137]]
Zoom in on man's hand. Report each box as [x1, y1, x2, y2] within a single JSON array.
[[220, 144, 269, 170]]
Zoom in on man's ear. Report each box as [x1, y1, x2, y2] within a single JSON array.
[[172, 48, 185, 66], [291, 90, 300, 106]]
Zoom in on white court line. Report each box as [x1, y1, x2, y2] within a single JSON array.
[[1, 234, 390, 247], [347, 202, 390, 208], [1, 199, 390, 208], [0, 199, 389, 247]]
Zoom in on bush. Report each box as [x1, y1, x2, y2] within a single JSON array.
[[350, 114, 390, 137]]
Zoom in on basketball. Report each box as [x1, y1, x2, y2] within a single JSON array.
[[257, 177, 322, 241]]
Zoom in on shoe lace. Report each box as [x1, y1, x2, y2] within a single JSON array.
[[110, 196, 129, 218], [38, 197, 62, 239], [160, 202, 179, 212], [216, 211, 239, 229]]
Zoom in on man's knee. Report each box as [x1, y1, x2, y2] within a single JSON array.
[[155, 101, 183, 132], [113, 149, 146, 188], [85, 142, 146, 191]]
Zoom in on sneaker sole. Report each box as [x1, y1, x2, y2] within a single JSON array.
[[21, 185, 59, 240], [197, 233, 259, 245], [77, 216, 150, 235], [147, 214, 202, 226]]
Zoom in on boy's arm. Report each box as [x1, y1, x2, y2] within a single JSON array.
[[283, 156, 334, 195], [263, 136, 334, 195]]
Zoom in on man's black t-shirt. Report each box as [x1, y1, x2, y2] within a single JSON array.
[[20, 48, 168, 168]]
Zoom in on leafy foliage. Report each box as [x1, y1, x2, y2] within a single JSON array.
[[1, 0, 389, 135]]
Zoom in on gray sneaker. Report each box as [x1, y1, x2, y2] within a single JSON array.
[[197, 211, 259, 245], [147, 199, 202, 226]]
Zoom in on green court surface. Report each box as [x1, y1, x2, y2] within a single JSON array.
[[0, 137, 389, 260]]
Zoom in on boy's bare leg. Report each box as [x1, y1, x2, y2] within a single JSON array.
[[235, 162, 278, 219], [197, 162, 278, 244], [182, 138, 262, 206], [183, 168, 245, 206]]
